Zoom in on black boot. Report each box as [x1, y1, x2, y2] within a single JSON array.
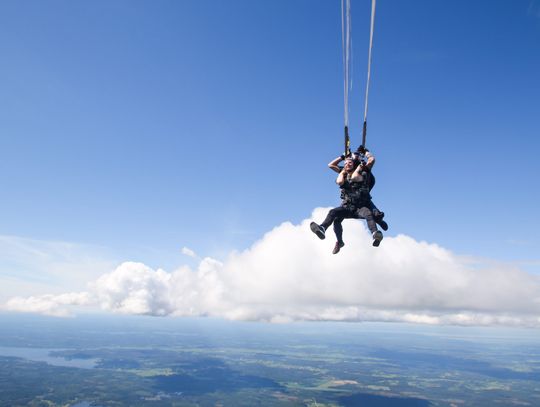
[[372, 231, 383, 247], [374, 211, 388, 231], [310, 222, 326, 240], [332, 241, 345, 254]]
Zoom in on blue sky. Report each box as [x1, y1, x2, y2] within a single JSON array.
[[1, 1, 540, 319]]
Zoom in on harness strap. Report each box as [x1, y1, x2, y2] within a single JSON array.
[[344, 126, 351, 157]]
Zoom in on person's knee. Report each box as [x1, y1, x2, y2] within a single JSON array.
[[358, 207, 373, 219], [329, 208, 341, 217]]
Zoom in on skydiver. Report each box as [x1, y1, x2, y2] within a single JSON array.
[[331, 145, 388, 253], [310, 156, 383, 249]]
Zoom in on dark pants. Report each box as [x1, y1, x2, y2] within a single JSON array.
[[333, 200, 384, 242], [320, 205, 378, 244]]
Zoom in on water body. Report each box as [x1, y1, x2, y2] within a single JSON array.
[[339, 393, 432, 407], [0, 346, 99, 369]]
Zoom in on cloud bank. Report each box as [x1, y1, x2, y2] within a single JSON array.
[[4, 209, 540, 327]]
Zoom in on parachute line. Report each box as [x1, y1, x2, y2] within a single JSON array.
[[362, 0, 376, 148], [341, 0, 353, 155]]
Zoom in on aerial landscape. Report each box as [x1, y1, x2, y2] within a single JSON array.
[[1, 0, 539, 406], [1, 314, 539, 406]]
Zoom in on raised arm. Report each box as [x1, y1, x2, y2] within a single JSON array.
[[328, 155, 344, 173], [336, 167, 348, 186], [364, 150, 376, 169], [356, 145, 376, 169]]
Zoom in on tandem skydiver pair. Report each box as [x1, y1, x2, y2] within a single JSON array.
[[310, 145, 388, 254]]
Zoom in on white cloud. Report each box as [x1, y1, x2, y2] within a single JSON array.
[[5, 292, 91, 317], [3, 209, 540, 327], [181, 247, 197, 258]]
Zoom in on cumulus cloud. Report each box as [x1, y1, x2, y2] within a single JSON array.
[[3, 209, 540, 326], [181, 247, 197, 258]]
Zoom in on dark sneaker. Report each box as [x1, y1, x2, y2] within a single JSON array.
[[377, 219, 388, 231], [310, 222, 326, 240], [332, 241, 345, 254], [372, 230, 383, 247]]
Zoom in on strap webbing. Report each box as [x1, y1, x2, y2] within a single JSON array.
[[341, 0, 352, 156], [362, 0, 376, 148]]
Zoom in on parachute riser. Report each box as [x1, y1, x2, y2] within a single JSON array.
[[362, 120, 367, 149], [344, 126, 351, 157]]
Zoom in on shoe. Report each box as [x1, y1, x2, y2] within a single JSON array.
[[372, 230, 383, 247], [332, 241, 345, 254], [310, 222, 326, 240], [377, 219, 388, 231]]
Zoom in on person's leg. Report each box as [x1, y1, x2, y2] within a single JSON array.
[[356, 207, 383, 247], [356, 207, 377, 233], [310, 207, 349, 240], [368, 200, 388, 231], [332, 217, 346, 254], [320, 207, 349, 230], [368, 200, 382, 218], [333, 217, 344, 244]]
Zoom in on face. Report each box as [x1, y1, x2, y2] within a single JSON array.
[[344, 159, 355, 172]]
